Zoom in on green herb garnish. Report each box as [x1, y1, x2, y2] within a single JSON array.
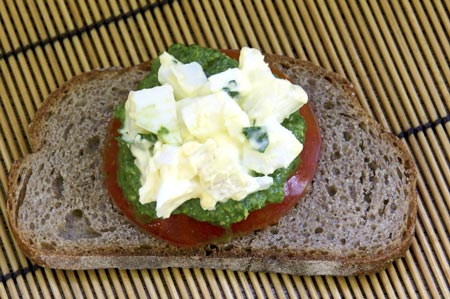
[[243, 126, 269, 153]]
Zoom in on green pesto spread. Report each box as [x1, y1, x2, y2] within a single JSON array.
[[115, 44, 306, 227]]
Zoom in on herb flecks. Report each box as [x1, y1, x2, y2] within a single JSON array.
[[222, 80, 240, 99], [243, 126, 269, 153], [222, 87, 240, 98], [157, 126, 169, 136]]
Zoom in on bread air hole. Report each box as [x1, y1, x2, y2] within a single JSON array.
[[314, 227, 323, 234], [368, 161, 378, 171], [364, 192, 372, 204], [327, 185, 337, 196], [52, 173, 64, 199], [17, 169, 32, 211], [332, 151, 341, 160], [223, 244, 234, 251], [358, 122, 367, 130], [58, 209, 101, 240], [391, 203, 398, 212], [41, 214, 50, 225], [270, 227, 279, 235], [323, 101, 334, 109], [204, 244, 218, 256], [343, 131, 352, 141], [86, 136, 100, 154]]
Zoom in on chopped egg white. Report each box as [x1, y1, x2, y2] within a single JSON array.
[[199, 68, 251, 96], [242, 116, 303, 175], [152, 143, 199, 218], [158, 52, 207, 100], [121, 85, 182, 145], [121, 47, 308, 218], [238, 48, 308, 124], [179, 92, 250, 142]]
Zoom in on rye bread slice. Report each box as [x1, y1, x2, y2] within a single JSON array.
[[6, 54, 417, 276]]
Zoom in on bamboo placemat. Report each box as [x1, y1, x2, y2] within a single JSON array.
[[0, 0, 449, 298]]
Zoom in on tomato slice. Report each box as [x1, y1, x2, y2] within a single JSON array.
[[103, 50, 322, 247]]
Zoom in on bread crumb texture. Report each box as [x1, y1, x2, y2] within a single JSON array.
[[10, 66, 165, 256]]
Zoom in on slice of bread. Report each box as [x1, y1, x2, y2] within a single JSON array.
[[7, 54, 417, 276]]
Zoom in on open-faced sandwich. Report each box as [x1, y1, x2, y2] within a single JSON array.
[[7, 44, 417, 275]]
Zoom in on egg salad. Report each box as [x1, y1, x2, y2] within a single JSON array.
[[118, 46, 307, 220]]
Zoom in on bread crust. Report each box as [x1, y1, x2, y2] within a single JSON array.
[[6, 54, 417, 276]]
